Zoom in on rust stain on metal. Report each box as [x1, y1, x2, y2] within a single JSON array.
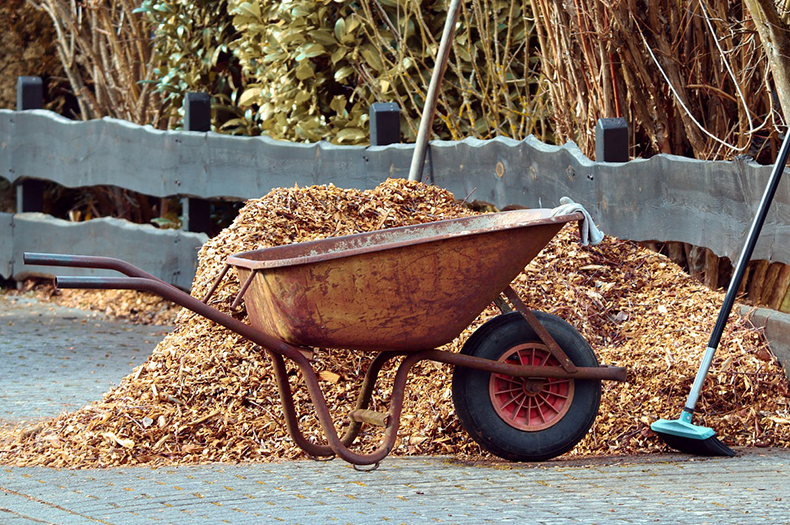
[[229, 210, 583, 351]]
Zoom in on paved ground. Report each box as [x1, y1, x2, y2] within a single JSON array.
[[1, 292, 789, 524], [0, 295, 165, 423], [1, 450, 788, 525]]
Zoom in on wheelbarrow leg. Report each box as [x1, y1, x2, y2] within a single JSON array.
[[267, 349, 407, 459], [266, 349, 334, 459], [273, 349, 427, 466], [342, 351, 408, 444]]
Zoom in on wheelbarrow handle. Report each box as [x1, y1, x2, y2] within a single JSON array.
[[52, 275, 302, 358], [24, 252, 165, 283], [55, 276, 148, 290]]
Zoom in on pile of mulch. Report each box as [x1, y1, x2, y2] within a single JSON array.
[[1, 178, 788, 468]]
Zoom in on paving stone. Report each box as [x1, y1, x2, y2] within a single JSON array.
[[1, 452, 789, 525], [1, 293, 789, 524], [0, 295, 167, 423]]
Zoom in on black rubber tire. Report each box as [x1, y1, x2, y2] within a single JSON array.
[[452, 311, 601, 461]]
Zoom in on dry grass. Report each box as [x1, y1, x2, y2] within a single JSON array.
[[531, 0, 780, 161]]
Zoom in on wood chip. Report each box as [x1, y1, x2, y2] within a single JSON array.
[[1, 178, 788, 468]]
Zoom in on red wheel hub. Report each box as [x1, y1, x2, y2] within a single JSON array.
[[489, 343, 574, 431]]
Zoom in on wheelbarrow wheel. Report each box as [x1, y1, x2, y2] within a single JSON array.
[[452, 311, 601, 462]]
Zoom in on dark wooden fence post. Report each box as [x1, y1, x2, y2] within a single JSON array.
[[16, 77, 45, 213], [369, 102, 401, 146], [182, 92, 211, 234], [595, 118, 629, 162], [17, 76, 42, 110]]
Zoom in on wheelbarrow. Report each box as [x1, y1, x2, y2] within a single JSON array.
[[24, 208, 626, 466]]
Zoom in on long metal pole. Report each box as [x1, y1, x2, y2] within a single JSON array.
[[683, 131, 790, 416], [407, 0, 463, 182]]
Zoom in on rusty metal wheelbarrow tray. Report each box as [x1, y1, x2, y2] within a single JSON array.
[[225, 208, 581, 352], [24, 209, 626, 466]]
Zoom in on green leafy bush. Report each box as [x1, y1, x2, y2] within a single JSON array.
[[135, 0, 241, 130], [138, 0, 550, 144]]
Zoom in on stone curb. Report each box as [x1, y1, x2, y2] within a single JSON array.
[[741, 305, 790, 380]]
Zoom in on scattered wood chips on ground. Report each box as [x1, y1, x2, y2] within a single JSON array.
[[1, 178, 788, 468], [18, 282, 181, 326]]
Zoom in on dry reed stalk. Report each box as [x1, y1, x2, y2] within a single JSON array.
[[34, 0, 163, 126], [530, 0, 777, 161], [533, 0, 790, 315], [27, 0, 167, 224]]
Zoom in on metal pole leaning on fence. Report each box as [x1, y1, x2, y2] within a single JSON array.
[[16, 76, 45, 213], [182, 92, 212, 234], [407, 0, 463, 182]]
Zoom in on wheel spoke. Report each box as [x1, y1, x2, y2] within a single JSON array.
[[494, 374, 523, 388], [543, 387, 570, 400], [522, 396, 532, 425], [534, 396, 547, 422], [513, 395, 527, 422], [493, 385, 523, 396], [499, 392, 523, 411], [537, 392, 562, 413]]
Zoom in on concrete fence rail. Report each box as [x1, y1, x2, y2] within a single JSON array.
[[2, 108, 790, 289], [1, 212, 205, 290]]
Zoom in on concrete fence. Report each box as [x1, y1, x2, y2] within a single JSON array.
[[2, 108, 790, 290]]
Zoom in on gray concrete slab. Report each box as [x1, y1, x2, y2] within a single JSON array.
[[742, 305, 790, 380], [1, 292, 789, 524]]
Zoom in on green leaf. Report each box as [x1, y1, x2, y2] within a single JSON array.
[[360, 46, 383, 71], [294, 90, 312, 104], [291, 5, 312, 17], [346, 15, 361, 33], [263, 50, 287, 63], [333, 65, 354, 82], [330, 46, 346, 64], [334, 18, 346, 41], [295, 43, 326, 61], [310, 29, 338, 46], [239, 87, 262, 106], [295, 62, 314, 80], [234, 2, 261, 19], [455, 46, 472, 63], [151, 217, 181, 229], [335, 127, 365, 143], [220, 117, 250, 130], [329, 95, 346, 114]]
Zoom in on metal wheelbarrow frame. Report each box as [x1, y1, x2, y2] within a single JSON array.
[[25, 209, 626, 466]]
